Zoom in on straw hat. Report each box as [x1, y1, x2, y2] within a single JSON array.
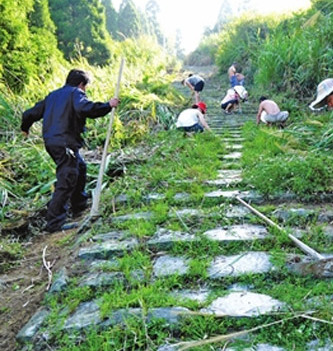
[[234, 85, 248, 100], [310, 78, 333, 109]]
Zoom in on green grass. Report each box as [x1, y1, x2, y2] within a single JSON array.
[[241, 121, 333, 198], [25, 123, 331, 350]]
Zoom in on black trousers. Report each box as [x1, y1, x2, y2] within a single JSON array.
[[45, 145, 88, 232]]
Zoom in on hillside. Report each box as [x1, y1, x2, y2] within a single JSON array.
[[1, 65, 332, 351]]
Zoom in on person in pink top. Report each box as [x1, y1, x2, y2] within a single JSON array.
[[220, 86, 248, 114]]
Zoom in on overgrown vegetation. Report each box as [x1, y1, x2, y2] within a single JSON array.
[[1, 1, 333, 350], [19, 129, 332, 350]]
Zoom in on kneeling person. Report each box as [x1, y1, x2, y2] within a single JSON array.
[[220, 85, 248, 114], [176, 101, 211, 134], [257, 96, 289, 127]]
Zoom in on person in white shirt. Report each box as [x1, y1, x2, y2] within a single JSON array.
[[220, 85, 248, 114], [176, 101, 211, 134]]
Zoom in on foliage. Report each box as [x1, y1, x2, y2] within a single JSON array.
[[0, 35, 181, 233], [48, 0, 113, 65], [101, 0, 118, 39], [117, 0, 141, 40], [214, 13, 275, 86], [184, 34, 220, 66], [241, 121, 333, 197], [210, 3, 333, 99], [254, 10, 333, 96], [0, 0, 61, 92]]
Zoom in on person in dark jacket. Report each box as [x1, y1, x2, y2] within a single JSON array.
[[21, 69, 120, 233]]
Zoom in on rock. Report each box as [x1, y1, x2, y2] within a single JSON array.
[[49, 268, 68, 294], [201, 291, 285, 317], [153, 255, 190, 277], [208, 252, 272, 278], [16, 309, 49, 343]]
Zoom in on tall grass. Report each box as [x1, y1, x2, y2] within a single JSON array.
[[211, 3, 333, 100], [255, 11, 333, 96], [0, 36, 183, 229]]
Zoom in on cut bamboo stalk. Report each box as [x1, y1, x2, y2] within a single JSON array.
[[90, 58, 125, 218], [236, 196, 324, 260]]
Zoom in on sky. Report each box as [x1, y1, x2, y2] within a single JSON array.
[[113, 0, 312, 54]]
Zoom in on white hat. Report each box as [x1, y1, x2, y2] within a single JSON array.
[[310, 78, 333, 109], [234, 85, 248, 100]]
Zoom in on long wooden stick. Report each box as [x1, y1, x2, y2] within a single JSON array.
[[176, 313, 308, 350], [236, 196, 324, 260], [90, 58, 125, 217]]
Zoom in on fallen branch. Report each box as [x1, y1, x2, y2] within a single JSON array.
[[172, 207, 190, 232], [42, 246, 53, 291], [236, 196, 324, 260], [300, 314, 333, 325], [175, 313, 308, 350]]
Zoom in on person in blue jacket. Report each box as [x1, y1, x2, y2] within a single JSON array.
[[21, 69, 120, 233]]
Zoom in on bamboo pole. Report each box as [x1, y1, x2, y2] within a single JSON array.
[[90, 58, 125, 218], [236, 196, 324, 260]]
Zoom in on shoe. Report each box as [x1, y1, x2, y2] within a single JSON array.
[[61, 222, 79, 231], [71, 208, 87, 219], [224, 110, 232, 115], [44, 222, 79, 234], [71, 204, 88, 219]]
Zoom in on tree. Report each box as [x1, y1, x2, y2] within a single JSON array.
[[28, 0, 62, 80], [175, 29, 185, 59], [49, 0, 113, 65], [214, 0, 233, 32], [0, 0, 47, 91], [101, 0, 118, 39], [117, 0, 141, 39], [145, 0, 164, 45]]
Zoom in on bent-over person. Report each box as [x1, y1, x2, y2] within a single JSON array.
[[257, 96, 289, 128]]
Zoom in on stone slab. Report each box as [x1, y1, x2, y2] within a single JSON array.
[[16, 309, 49, 343], [79, 272, 124, 288], [112, 212, 153, 222], [225, 205, 252, 219], [171, 289, 210, 303], [147, 228, 196, 249], [204, 224, 268, 241], [78, 238, 139, 260], [223, 152, 242, 160], [201, 291, 285, 317], [208, 251, 272, 278], [153, 255, 190, 277]]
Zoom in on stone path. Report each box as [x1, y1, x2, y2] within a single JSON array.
[[16, 68, 333, 350]]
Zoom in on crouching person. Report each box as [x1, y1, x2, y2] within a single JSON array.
[[257, 96, 289, 128], [176, 101, 211, 135], [221, 85, 248, 115]]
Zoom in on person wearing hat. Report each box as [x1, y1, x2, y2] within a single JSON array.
[[181, 74, 205, 104], [256, 96, 289, 127], [220, 85, 248, 114], [309, 78, 333, 111], [176, 101, 211, 134]]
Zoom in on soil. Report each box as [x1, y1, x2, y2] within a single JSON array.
[[0, 225, 79, 351]]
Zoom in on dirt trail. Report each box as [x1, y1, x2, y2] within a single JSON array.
[[0, 228, 78, 350]]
